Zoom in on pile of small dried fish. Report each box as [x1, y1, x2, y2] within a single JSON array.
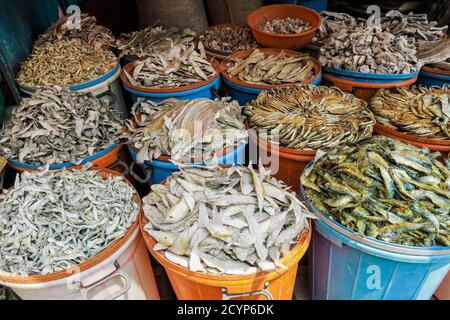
[[224, 49, 318, 85], [302, 136, 450, 247], [117, 26, 197, 58], [313, 11, 358, 44], [125, 98, 247, 162], [143, 164, 313, 274], [0, 169, 139, 275], [124, 42, 216, 88], [258, 17, 311, 34], [370, 86, 450, 139], [17, 40, 117, 88], [34, 13, 115, 50], [319, 26, 419, 74], [245, 86, 375, 150], [0, 86, 123, 165], [200, 25, 258, 53]]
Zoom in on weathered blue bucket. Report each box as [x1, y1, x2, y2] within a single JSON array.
[[417, 68, 450, 87], [128, 143, 247, 184], [264, 0, 327, 12], [322, 66, 420, 84]]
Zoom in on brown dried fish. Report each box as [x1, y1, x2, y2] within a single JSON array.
[[258, 17, 311, 34], [313, 11, 358, 44], [200, 25, 258, 54]]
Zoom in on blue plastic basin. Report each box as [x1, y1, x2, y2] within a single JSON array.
[[417, 69, 450, 88], [322, 66, 419, 84]]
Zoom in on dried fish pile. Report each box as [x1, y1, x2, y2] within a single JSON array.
[[319, 26, 419, 74], [244, 86, 375, 150], [200, 25, 258, 53], [117, 26, 197, 58], [302, 136, 450, 247], [0, 86, 123, 166], [34, 13, 115, 50], [258, 17, 311, 34], [224, 49, 317, 85], [124, 42, 216, 88], [314, 11, 358, 44], [370, 86, 450, 139], [126, 98, 247, 162], [416, 40, 450, 70], [143, 165, 313, 274], [17, 40, 117, 88], [0, 169, 139, 275]]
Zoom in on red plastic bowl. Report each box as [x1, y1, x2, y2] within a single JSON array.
[[247, 4, 321, 50]]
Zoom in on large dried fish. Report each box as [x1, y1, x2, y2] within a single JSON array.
[[224, 49, 318, 85], [16, 40, 117, 88], [302, 136, 450, 247], [313, 11, 358, 44], [144, 164, 313, 274], [200, 25, 258, 54], [370, 85, 450, 139], [245, 85, 375, 150], [258, 17, 311, 34], [0, 86, 123, 166], [0, 169, 139, 275], [125, 98, 247, 162]]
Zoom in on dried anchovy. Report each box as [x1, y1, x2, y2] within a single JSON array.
[[124, 42, 215, 88], [370, 85, 450, 139], [0, 169, 139, 275], [125, 98, 247, 162], [224, 49, 318, 85], [302, 136, 450, 247], [117, 25, 197, 58], [258, 17, 311, 34], [34, 13, 115, 50], [319, 26, 419, 74], [143, 164, 313, 274], [0, 86, 123, 166], [16, 40, 117, 88], [200, 25, 258, 53], [244, 85, 375, 150]]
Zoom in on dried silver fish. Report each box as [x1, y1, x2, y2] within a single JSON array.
[[200, 25, 258, 54], [259, 17, 311, 34]]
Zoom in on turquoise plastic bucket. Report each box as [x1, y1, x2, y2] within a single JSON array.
[[417, 69, 450, 87], [128, 143, 247, 184], [322, 66, 419, 84]]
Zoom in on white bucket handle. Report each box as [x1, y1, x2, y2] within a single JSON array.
[[75, 260, 131, 300], [221, 282, 273, 300]]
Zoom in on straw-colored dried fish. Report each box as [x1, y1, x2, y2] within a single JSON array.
[[200, 25, 258, 53], [16, 40, 117, 88], [313, 11, 358, 44], [224, 49, 318, 85], [0, 86, 123, 166], [0, 169, 139, 275], [144, 164, 313, 274], [125, 98, 247, 162], [117, 26, 197, 58], [245, 85, 375, 150], [370, 85, 450, 139], [302, 136, 450, 247], [259, 17, 311, 34], [319, 25, 419, 74], [34, 13, 115, 50]]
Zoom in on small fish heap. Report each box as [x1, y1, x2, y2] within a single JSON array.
[[200, 25, 258, 54], [302, 136, 450, 247], [319, 25, 419, 74], [244, 85, 375, 150], [16, 39, 117, 88], [259, 17, 311, 34], [125, 98, 248, 163], [0, 169, 139, 275], [117, 26, 197, 59], [0, 86, 123, 166], [143, 165, 313, 274], [370, 85, 450, 139], [224, 49, 318, 85]]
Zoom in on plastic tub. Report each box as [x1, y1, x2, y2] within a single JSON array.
[[434, 272, 450, 300], [120, 60, 221, 103], [0, 169, 160, 300], [300, 176, 450, 300], [220, 48, 322, 105], [417, 66, 450, 88], [128, 143, 247, 185], [264, 0, 327, 12], [247, 4, 321, 50]]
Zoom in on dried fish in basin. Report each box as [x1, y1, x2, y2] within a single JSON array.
[[224, 49, 318, 86], [244, 85, 375, 150], [16, 40, 117, 88], [200, 25, 258, 54], [258, 17, 311, 34], [313, 11, 358, 44], [0, 169, 139, 275], [125, 98, 248, 163], [370, 85, 450, 139], [0, 86, 123, 166], [143, 164, 313, 274]]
